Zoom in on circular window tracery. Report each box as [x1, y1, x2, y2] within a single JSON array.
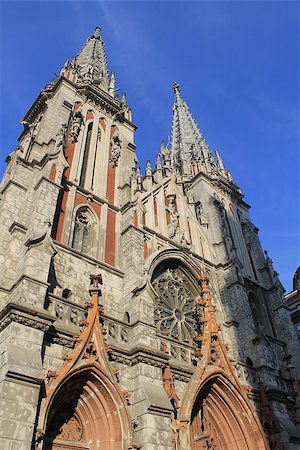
[[152, 266, 200, 344]]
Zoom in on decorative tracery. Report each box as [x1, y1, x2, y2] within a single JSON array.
[[152, 266, 203, 344]]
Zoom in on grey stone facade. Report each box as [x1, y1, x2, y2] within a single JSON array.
[[0, 27, 300, 450]]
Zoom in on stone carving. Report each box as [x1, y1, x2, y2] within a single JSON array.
[[55, 123, 67, 151], [109, 132, 122, 167], [70, 308, 78, 325], [52, 336, 73, 348], [120, 327, 128, 342], [167, 196, 180, 240], [69, 108, 83, 143], [109, 322, 116, 338], [161, 340, 169, 354], [234, 363, 244, 381], [46, 370, 58, 384], [160, 144, 171, 169], [208, 335, 223, 368], [21, 113, 42, 141], [89, 272, 103, 289], [152, 267, 200, 344], [57, 416, 82, 441], [171, 345, 178, 359], [195, 400, 220, 450], [162, 365, 180, 409], [122, 389, 131, 405], [55, 303, 64, 320], [179, 232, 191, 249], [180, 348, 188, 362], [195, 201, 208, 226], [184, 185, 194, 204], [83, 340, 99, 362]]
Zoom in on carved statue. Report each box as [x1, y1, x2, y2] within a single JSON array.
[[167, 198, 180, 240], [70, 108, 83, 143], [184, 185, 194, 204], [55, 123, 67, 150], [109, 132, 122, 167], [195, 201, 208, 225], [58, 416, 82, 441]]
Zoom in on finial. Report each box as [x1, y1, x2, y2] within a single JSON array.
[[145, 160, 152, 177], [121, 92, 127, 105], [173, 82, 180, 94], [89, 272, 103, 288], [93, 27, 101, 39]]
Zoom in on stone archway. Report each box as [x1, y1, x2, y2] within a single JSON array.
[[190, 374, 265, 450], [43, 365, 131, 450]]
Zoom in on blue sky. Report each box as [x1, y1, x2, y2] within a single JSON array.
[[1, 1, 299, 291]]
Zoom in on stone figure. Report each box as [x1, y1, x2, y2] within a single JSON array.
[[70, 108, 83, 143]]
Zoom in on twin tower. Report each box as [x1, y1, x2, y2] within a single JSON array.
[[0, 27, 299, 450]]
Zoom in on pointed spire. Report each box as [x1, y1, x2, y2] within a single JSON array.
[[170, 83, 212, 175], [121, 92, 127, 106], [215, 150, 224, 171], [72, 27, 109, 87]]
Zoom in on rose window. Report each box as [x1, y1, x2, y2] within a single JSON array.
[[152, 267, 200, 344]]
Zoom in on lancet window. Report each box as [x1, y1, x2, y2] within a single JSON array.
[[151, 264, 202, 344], [71, 207, 94, 254], [79, 122, 93, 188]]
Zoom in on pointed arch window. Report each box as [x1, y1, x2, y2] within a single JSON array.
[[79, 122, 93, 188], [72, 207, 94, 254]]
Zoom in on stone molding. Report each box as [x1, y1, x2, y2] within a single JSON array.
[[0, 302, 55, 333]]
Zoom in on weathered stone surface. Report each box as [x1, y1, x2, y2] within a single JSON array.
[[0, 25, 299, 450]]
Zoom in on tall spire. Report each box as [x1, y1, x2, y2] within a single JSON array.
[[171, 83, 212, 175], [67, 27, 109, 88], [169, 84, 234, 182]]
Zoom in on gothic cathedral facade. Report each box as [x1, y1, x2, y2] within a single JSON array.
[[0, 27, 300, 450]]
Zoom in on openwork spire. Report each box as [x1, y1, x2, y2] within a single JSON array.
[[170, 84, 234, 182], [171, 83, 210, 171], [71, 27, 109, 86], [77, 27, 108, 81]]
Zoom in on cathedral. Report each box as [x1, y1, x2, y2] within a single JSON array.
[[1, 26, 300, 450]]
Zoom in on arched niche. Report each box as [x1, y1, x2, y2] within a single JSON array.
[[42, 364, 132, 450], [71, 205, 98, 257]]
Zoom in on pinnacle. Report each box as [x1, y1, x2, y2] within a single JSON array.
[[173, 82, 180, 94], [93, 27, 101, 39]]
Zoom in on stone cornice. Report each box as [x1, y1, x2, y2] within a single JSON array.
[[0, 302, 55, 333], [0, 179, 28, 195]]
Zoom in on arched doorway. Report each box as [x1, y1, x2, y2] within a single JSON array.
[[190, 374, 266, 450], [43, 365, 131, 450]]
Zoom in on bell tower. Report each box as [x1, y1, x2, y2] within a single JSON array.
[[52, 27, 136, 267], [0, 27, 138, 449]]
